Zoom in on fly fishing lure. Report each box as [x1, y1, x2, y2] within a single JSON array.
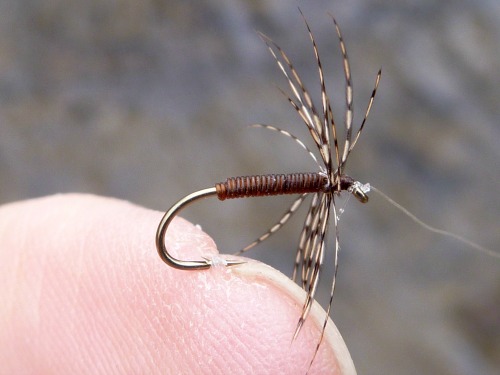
[[156, 11, 380, 367], [157, 9, 499, 372]]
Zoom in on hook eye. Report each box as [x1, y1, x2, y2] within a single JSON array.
[[351, 185, 369, 203]]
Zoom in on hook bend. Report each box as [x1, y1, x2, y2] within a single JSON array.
[[156, 187, 243, 270]]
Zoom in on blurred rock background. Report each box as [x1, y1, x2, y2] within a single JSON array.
[[0, 0, 498, 373]]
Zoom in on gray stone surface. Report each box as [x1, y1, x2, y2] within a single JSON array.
[[1, 1, 498, 374]]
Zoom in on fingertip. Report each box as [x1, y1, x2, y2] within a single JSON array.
[[0, 194, 355, 374], [231, 262, 356, 374]]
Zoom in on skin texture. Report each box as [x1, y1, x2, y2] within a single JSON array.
[[0, 194, 356, 374]]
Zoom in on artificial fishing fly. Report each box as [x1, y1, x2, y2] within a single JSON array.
[[156, 11, 380, 369]]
